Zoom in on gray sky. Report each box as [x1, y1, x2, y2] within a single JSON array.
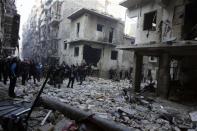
[[16, 0, 35, 50]]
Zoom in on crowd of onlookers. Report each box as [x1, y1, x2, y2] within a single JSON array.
[[0, 57, 44, 97], [0, 56, 134, 98], [47, 62, 91, 88], [0, 57, 91, 97]]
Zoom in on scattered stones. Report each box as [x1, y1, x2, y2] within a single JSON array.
[[7, 77, 196, 130]]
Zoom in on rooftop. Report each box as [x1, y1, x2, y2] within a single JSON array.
[[67, 8, 119, 22]]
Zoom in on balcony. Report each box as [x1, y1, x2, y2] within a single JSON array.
[[49, 15, 60, 26]]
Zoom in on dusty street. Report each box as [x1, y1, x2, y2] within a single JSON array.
[[0, 77, 196, 131]]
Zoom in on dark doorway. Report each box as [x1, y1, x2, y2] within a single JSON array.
[[83, 45, 101, 66], [183, 2, 197, 40]]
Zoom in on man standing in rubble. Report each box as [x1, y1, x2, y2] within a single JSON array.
[[8, 57, 18, 97], [21, 60, 29, 85], [67, 65, 76, 88]]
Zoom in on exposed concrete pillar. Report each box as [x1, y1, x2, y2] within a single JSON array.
[[132, 52, 143, 92], [157, 53, 170, 98]]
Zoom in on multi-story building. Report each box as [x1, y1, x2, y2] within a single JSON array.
[[0, 0, 4, 45], [22, 0, 133, 77], [22, 0, 44, 61], [120, 0, 197, 99], [59, 8, 131, 77], [22, 0, 63, 64], [43, 0, 62, 64], [0, 0, 20, 57]]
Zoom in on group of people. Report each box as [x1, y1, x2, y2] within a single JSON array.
[[0, 56, 90, 98], [48, 63, 89, 89], [0, 57, 43, 97]]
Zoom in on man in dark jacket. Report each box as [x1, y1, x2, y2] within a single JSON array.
[[78, 65, 85, 85], [67, 65, 76, 88], [21, 60, 29, 85], [8, 57, 18, 97]]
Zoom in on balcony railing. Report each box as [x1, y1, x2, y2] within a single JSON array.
[[49, 14, 60, 26]]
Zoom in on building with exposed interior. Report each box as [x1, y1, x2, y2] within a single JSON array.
[[59, 8, 133, 77], [22, 0, 133, 78], [119, 0, 197, 100]]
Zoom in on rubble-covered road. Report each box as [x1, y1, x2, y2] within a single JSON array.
[[0, 77, 197, 131]]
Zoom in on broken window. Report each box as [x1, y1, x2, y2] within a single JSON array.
[[64, 41, 67, 50], [109, 28, 114, 43], [111, 50, 118, 60], [97, 24, 103, 32], [143, 11, 157, 31], [183, 2, 197, 40], [74, 47, 79, 57], [77, 22, 80, 37]]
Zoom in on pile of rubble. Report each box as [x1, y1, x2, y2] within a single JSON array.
[[11, 77, 197, 130]]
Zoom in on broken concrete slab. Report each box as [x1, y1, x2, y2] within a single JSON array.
[[189, 111, 197, 122]]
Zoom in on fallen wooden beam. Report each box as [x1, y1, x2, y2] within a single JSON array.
[[40, 96, 133, 131]]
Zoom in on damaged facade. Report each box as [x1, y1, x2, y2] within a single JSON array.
[[60, 8, 132, 77], [0, 0, 20, 56], [22, 0, 62, 63], [22, 0, 133, 77], [120, 0, 197, 99]]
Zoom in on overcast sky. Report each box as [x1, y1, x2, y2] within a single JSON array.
[[16, 0, 35, 50]]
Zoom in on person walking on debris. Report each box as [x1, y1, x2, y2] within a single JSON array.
[[67, 65, 76, 88], [8, 57, 18, 97], [21, 60, 29, 85], [78, 64, 86, 85], [35, 62, 43, 82], [28, 60, 37, 84], [53, 65, 64, 88]]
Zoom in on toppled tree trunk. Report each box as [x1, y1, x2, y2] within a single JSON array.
[[40, 96, 132, 131]]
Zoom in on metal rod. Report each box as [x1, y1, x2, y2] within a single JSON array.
[[25, 67, 51, 123], [40, 96, 133, 131]]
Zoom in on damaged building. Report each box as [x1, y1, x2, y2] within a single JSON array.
[[22, 0, 63, 63], [60, 8, 133, 77], [119, 0, 197, 100], [0, 0, 20, 56], [22, 0, 133, 77]]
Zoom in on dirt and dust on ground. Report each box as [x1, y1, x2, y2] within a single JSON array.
[[0, 77, 197, 131]]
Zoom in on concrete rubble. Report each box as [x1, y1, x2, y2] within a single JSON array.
[[5, 77, 197, 131]]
